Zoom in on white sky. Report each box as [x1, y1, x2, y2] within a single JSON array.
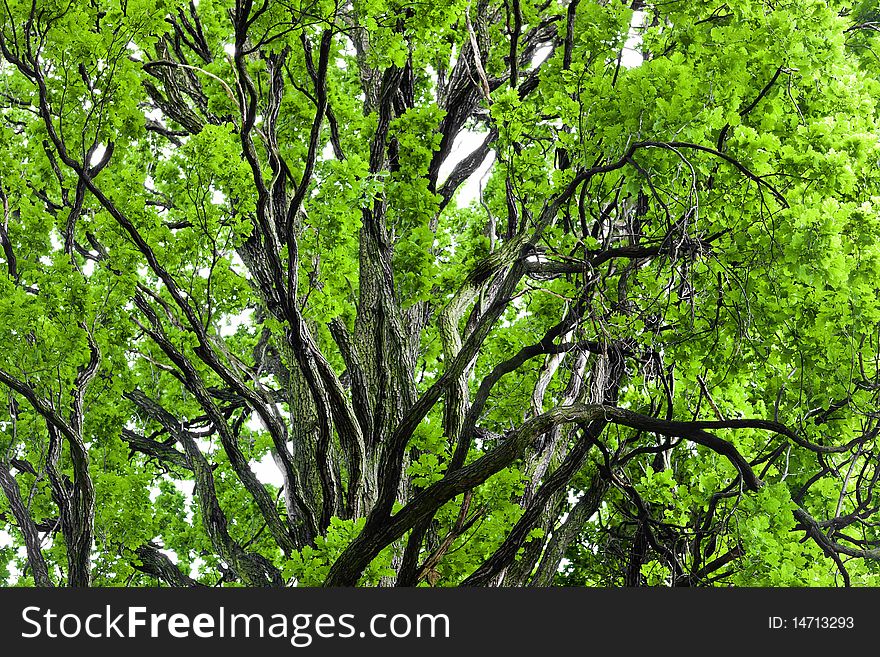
[[622, 11, 646, 69]]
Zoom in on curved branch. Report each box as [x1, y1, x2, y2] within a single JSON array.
[[0, 463, 53, 586], [133, 543, 204, 587], [326, 404, 767, 585]]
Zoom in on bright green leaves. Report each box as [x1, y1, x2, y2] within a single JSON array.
[[353, 0, 466, 70], [129, 123, 257, 328], [0, 271, 92, 399], [385, 105, 445, 304], [731, 483, 827, 586], [282, 517, 396, 586], [406, 414, 451, 489], [418, 468, 529, 586], [393, 222, 439, 306], [2, 0, 880, 589], [355, 0, 408, 69], [6, 0, 154, 156], [389, 105, 445, 179], [407, 452, 445, 488], [490, 87, 524, 143], [575, 0, 632, 53], [636, 465, 679, 508], [157, 123, 256, 232], [298, 156, 368, 322]]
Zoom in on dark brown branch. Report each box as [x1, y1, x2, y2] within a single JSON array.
[[0, 462, 53, 586], [326, 404, 765, 585], [134, 543, 204, 587], [507, 0, 523, 88], [126, 388, 283, 586], [462, 422, 601, 586], [530, 471, 609, 586], [131, 297, 299, 555], [120, 428, 192, 471]]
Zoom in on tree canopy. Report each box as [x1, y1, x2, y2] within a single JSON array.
[[1, 0, 880, 587]]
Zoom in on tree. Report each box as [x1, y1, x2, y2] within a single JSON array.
[[0, 0, 879, 588]]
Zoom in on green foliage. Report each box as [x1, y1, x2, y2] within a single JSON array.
[[282, 517, 396, 586], [1, 0, 880, 589]]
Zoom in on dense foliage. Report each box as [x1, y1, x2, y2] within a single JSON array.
[[1, 0, 880, 587]]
